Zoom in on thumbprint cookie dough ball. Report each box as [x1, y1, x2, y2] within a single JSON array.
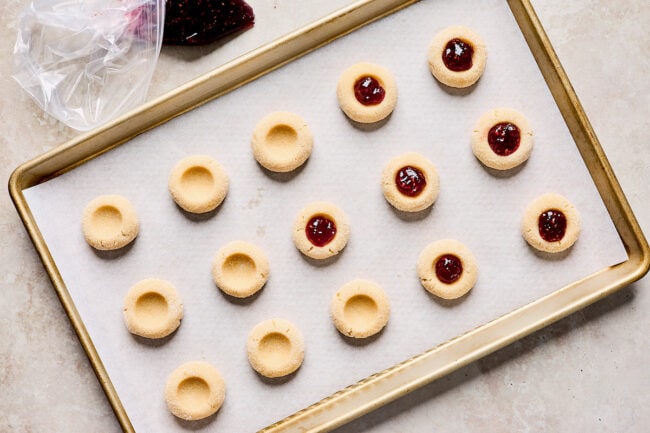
[[522, 193, 581, 253], [251, 111, 313, 172], [123, 278, 183, 339], [382, 152, 440, 212], [417, 239, 478, 300], [212, 241, 269, 298], [337, 62, 398, 123], [331, 279, 390, 339], [292, 201, 350, 260], [82, 194, 139, 250], [428, 26, 487, 88], [165, 361, 226, 421], [472, 108, 533, 170], [168, 155, 229, 214], [246, 318, 305, 378]]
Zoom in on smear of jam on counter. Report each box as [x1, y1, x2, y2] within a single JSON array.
[[435, 254, 463, 284], [538, 209, 567, 242], [164, 0, 255, 45], [306, 215, 337, 247]]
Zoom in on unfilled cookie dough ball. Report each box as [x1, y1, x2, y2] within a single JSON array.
[[168, 155, 229, 214], [428, 26, 487, 88], [521, 193, 581, 253], [212, 241, 269, 298], [337, 62, 398, 123], [330, 279, 390, 339], [123, 278, 183, 339], [165, 361, 226, 421], [472, 108, 533, 170], [292, 201, 350, 260], [251, 111, 313, 172], [382, 152, 440, 212], [82, 194, 139, 250], [417, 239, 478, 300], [246, 318, 305, 378]]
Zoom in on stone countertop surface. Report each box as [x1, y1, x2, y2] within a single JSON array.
[[1, 0, 648, 431]]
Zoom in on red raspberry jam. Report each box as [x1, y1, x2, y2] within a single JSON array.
[[538, 209, 567, 242], [435, 254, 463, 284], [354, 76, 385, 105], [163, 0, 255, 45], [306, 215, 337, 247], [488, 122, 521, 156], [442, 38, 474, 72], [395, 166, 427, 197]]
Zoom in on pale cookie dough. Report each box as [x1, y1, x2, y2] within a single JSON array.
[[212, 241, 269, 298], [382, 152, 440, 212], [336, 62, 398, 123], [521, 193, 581, 253], [168, 155, 229, 214], [417, 239, 478, 300], [165, 361, 226, 421], [292, 201, 350, 260], [251, 111, 313, 172], [123, 278, 183, 339], [472, 108, 533, 170], [246, 318, 305, 378], [330, 279, 390, 339], [428, 26, 487, 88], [82, 194, 139, 250]]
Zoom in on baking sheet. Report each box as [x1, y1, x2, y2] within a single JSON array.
[[23, 0, 628, 431]]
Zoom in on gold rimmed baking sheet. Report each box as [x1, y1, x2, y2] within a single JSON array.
[[9, 0, 649, 432]]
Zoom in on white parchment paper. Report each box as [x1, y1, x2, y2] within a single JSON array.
[[24, 0, 628, 431]]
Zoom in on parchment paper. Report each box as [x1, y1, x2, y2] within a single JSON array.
[[23, 0, 628, 431]]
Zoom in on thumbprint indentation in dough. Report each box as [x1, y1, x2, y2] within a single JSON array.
[[222, 253, 256, 284], [344, 295, 379, 330], [258, 332, 292, 369], [91, 205, 123, 238], [135, 292, 169, 328], [181, 166, 214, 197], [177, 377, 210, 408], [266, 124, 298, 149]]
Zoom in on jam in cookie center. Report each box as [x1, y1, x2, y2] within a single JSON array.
[[306, 215, 337, 247], [538, 209, 567, 242], [488, 122, 521, 156], [354, 76, 385, 105], [442, 38, 474, 72], [395, 166, 427, 197], [435, 254, 463, 284]]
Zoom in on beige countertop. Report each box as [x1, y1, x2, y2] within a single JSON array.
[[1, 0, 648, 431]]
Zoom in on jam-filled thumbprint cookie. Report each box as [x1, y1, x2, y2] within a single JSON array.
[[428, 26, 487, 88], [382, 152, 440, 212], [522, 193, 581, 253], [292, 201, 350, 260], [417, 239, 478, 300], [337, 62, 398, 123], [472, 108, 533, 170]]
